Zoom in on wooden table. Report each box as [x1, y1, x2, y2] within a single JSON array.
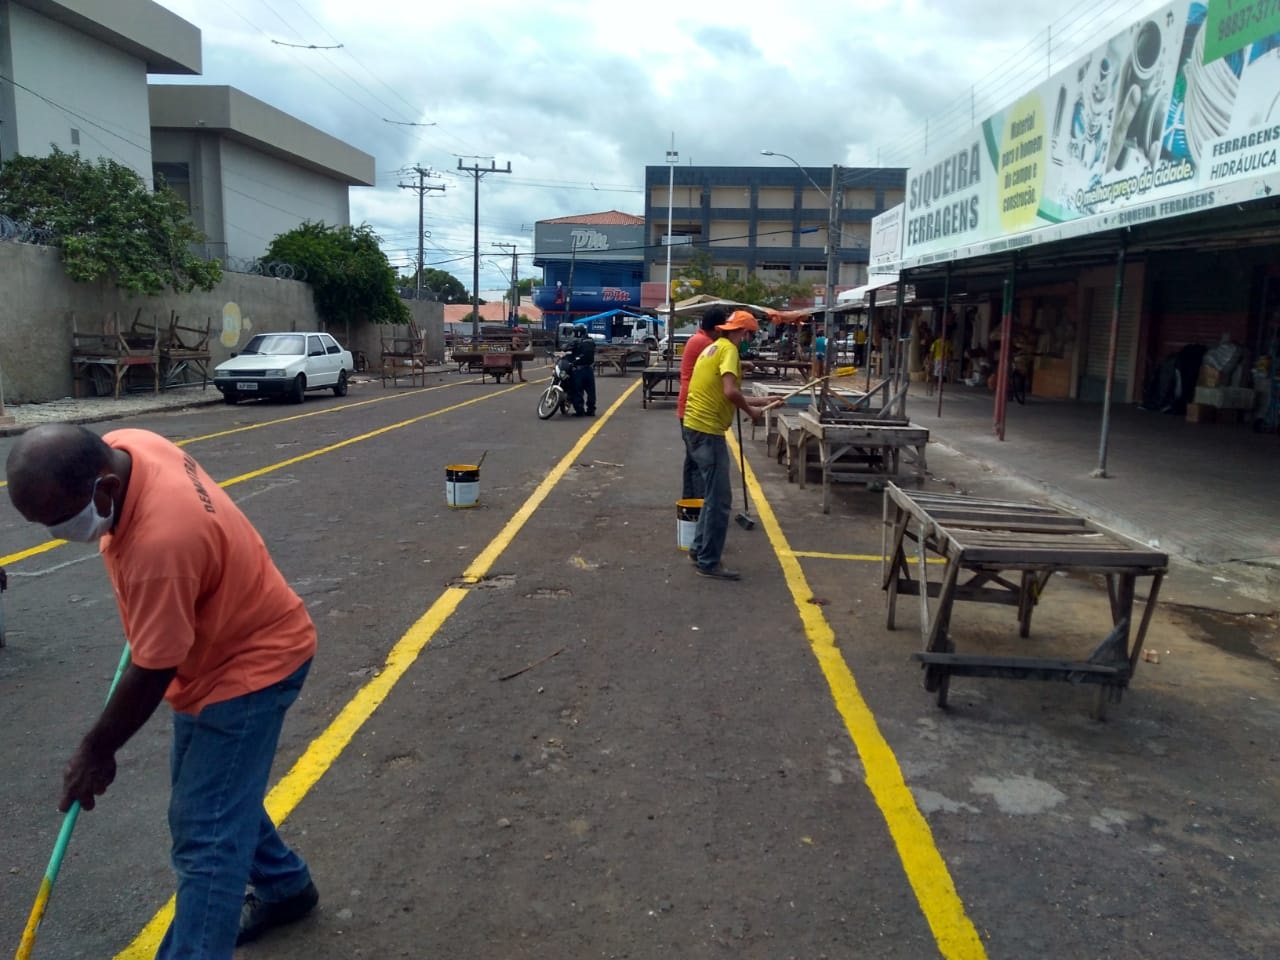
[[748, 358, 812, 379], [786, 411, 928, 511], [641, 365, 682, 408], [881, 485, 1168, 719]]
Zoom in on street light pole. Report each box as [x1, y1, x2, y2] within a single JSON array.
[[664, 137, 678, 344], [761, 150, 839, 316]]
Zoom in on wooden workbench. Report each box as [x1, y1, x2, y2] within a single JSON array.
[[881, 485, 1168, 719], [640, 364, 681, 408], [777, 410, 928, 511]]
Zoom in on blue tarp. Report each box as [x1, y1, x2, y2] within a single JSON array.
[[572, 309, 662, 328]]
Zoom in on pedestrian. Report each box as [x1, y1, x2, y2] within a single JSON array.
[[569, 326, 596, 416], [676, 306, 730, 500], [5, 424, 320, 956], [511, 323, 529, 382], [813, 327, 827, 379], [682, 310, 777, 581]]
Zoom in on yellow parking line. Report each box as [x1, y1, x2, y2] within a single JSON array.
[[728, 430, 987, 960], [0, 384, 525, 568], [112, 379, 643, 958]]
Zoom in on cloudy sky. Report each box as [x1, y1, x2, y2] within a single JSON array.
[[152, 0, 1167, 293]]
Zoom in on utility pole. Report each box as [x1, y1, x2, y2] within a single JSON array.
[[397, 166, 444, 301], [493, 242, 518, 325], [825, 163, 840, 327], [458, 158, 511, 338]]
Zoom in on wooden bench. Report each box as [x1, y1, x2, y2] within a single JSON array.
[[157, 312, 212, 390], [71, 310, 159, 399], [882, 485, 1168, 719], [381, 326, 430, 387]]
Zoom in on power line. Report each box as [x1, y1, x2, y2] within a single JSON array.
[[457, 158, 512, 335]]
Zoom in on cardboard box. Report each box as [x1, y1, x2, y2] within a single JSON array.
[[1197, 364, 1226, 388], [1185, 403, 1216, 423]]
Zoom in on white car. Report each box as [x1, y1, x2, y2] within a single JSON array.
[[214, 332, 354, 405]]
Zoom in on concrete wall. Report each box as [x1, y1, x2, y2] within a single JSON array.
[[4, 2, 153, 178], [0, 241, 444, 402]]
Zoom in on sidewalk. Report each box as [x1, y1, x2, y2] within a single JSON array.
[[904, 380, 1280, 572]]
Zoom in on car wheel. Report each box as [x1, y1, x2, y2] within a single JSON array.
[[290, 374, 306, 404], [222, 389, 239, 405], [333, 370, 349, 397]]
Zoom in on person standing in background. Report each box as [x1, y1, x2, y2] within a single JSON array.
[[676, 306, 730, 500]]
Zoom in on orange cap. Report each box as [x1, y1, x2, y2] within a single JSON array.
[[717, 309, 758, 333]]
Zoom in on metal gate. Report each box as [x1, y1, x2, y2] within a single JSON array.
[[1081, 284, 1140, 402]]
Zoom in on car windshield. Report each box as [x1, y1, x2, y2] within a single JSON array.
[[240, 334, 305, 356]]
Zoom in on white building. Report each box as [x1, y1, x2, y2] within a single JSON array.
[[149, 85, 375, 262], [0, 0, 201, 179]]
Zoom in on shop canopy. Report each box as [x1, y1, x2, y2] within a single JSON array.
[[655, 294, 782, 323], [834, 276, 914, 311]]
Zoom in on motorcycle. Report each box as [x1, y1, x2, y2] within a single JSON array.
[[537, 354, 575, 419]]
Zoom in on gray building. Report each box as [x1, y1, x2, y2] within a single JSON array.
[[643, 164, 907, 297], [0, 0, 201, 178], [149, 85, 375, 263]]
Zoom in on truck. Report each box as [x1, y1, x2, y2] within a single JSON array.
[[576, 309, 664, 350]]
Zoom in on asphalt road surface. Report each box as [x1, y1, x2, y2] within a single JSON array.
[[1, 364, 1277, 960]]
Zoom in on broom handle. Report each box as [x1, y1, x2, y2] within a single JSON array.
[[15, 643, 132, 960], [763, 374, 830, 407]]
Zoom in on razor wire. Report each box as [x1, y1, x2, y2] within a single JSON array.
[[0, 213, 54, 245], [219, 255, 307, 282]]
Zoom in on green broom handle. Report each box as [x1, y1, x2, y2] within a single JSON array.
[[15, 643, 132, 960]]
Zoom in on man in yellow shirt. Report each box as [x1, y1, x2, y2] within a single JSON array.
[[683, 310, 776, 580]]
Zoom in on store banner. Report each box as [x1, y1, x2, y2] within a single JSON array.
[[869, 204, 904, 274], [901, 0, 1280, 265]]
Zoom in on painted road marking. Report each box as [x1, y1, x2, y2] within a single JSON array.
[[0, 383, 526, 568], [0, 372, 543, 486], [112, 379, 643, 958], [727, 429, 988, 960]]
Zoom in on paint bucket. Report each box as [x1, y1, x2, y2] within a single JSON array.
[[676, 498, 702, 551], [445, 464, 480, 508]]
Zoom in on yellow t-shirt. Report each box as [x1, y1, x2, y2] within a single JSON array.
[[683, 338, 741, 435]]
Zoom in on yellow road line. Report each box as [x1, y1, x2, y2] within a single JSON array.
[[0, 384, 525, 568], [113, 379, 642, 958], [788, 549, 943, 564], [727, 430, 987, 960], [0, 373, 542, 486]]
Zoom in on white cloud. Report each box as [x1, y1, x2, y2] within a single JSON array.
[[152, 0, 1169, 289]]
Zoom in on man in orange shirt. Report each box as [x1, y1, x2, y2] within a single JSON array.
[[676, 305, 729, 500], [6, 424, 319, 956]]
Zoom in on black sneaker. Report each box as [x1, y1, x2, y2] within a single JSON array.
[[237, 880, 319, 946], [695, 564, 741, 581]]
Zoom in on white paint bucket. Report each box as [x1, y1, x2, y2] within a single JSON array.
[[676, 498, 702, 551], [445, 464, 480, 508]]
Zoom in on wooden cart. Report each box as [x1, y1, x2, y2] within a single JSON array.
[[881, 485, 1167, 719]]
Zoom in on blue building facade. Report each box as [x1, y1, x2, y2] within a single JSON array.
[[532, 212, 646, 329]]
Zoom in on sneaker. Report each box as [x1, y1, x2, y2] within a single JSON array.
[[237, 881, 319, 946], [695, 563, 740, 581]]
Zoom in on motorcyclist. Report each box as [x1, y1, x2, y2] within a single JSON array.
[[569, 326, 596, 417]]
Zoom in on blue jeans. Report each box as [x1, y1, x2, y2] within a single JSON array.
[[680, 419, 702, 501], [683, 425, 731, 569], [157, 659, 313, 959]]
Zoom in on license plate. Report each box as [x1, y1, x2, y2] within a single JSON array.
[[235, 382, 258, 391]]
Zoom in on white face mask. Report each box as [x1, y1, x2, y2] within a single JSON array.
[[47, 477, 114, 542]]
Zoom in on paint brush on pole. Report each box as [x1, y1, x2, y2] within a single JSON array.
[[15, 643, 131, 960]]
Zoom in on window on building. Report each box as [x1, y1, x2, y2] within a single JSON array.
[[759, 262, 791, 272], [154, 162, 192, 210], [801, 264, 827, 273]]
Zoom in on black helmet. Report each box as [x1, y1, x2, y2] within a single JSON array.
[[574, 326, 587, 338]]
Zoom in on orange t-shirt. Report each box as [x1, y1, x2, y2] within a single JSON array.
[[676, 329, 715, 420], [100, 430, 317, 714]]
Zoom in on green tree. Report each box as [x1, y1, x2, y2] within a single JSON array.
[[403, 267, 470, 303], [265, 222, 409, 326], [517, 277, 534, 296], [677, 251, 809, 308], [0, 147, 221, 294]]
